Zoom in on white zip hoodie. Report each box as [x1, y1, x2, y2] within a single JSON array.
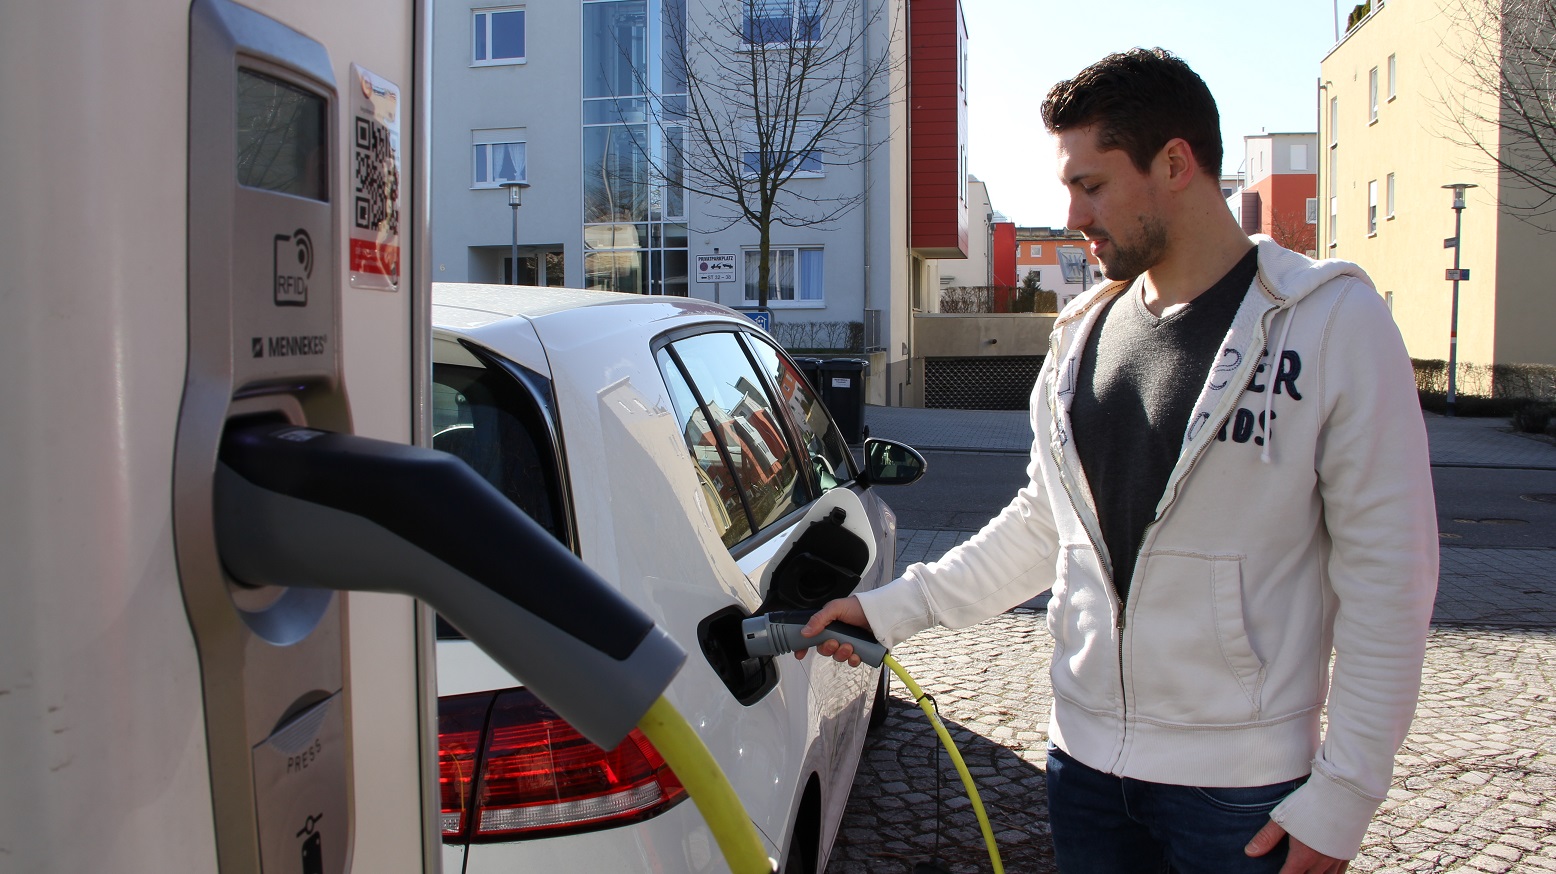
[[855, 237, 1438, 860]]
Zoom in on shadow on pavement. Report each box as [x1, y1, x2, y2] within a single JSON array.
[[827, 697, 1056, 873]]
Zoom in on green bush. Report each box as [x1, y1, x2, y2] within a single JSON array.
[[1512, 402, 1553, 434], [1412, 358, 1556, 416]]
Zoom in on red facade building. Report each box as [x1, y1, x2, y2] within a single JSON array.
[[908, 0, 968, 259]]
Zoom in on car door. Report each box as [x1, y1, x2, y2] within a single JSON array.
[[653, 328, 884, 848]]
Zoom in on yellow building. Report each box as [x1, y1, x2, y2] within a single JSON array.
[[1320, 0, 1555, 368]]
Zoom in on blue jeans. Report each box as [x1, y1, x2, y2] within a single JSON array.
[[1045, 744, 1308, 874]]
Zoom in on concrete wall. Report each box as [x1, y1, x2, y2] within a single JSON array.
[[904, 312, 1054, 405]]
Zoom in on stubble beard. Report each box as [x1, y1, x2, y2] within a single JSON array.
[[1095, 214, 1170, 283]]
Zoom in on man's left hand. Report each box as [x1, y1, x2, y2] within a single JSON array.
[[1245, 820, 1349, 873]]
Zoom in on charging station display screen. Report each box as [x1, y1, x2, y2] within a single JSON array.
[[236, 69, 327, 202]]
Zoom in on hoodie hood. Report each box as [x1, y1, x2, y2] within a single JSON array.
[[1250, 235, 1373, 309]]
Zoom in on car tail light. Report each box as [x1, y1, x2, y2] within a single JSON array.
[[438, 688, 687, 843]]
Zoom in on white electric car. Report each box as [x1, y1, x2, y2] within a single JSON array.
[[431, 284, 925, 873]]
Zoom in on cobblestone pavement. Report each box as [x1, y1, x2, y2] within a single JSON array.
[[825, 407, 1556, 873]]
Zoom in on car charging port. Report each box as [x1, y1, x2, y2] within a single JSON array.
[[697, 606, 778, 706]]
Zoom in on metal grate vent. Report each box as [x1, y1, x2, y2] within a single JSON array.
[[924, 356, 1042, 410]]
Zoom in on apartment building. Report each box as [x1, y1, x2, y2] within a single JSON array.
[[431, 0, 959, 406], [1321, 0, 1555, 366], [1015, 226, 1100, 311], [1227, 132, 1318, 257]]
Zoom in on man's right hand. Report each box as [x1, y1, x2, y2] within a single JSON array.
[[793, 596, 872, 666]]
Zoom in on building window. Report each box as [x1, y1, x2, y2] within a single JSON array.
[[1329, 97, 1339, 145], [1030, 244, 1042, 257], [1386, 172, 1396, 218], [1291, 143, 1308, 171], [1387, 54, 1397, 101], [1384, 290, 1394, 312], [1329, 196, 1338, 246], [743, 0, 821, 46], [473, 7, 525, 65], [742, 118, 824, 178], [472, 130, 526, 188], [1369, 67, 1379, 123], [744, 247, 824, 303], [1367, 180, 1379, 236]]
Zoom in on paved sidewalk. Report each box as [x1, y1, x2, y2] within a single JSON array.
[[826, 405, 1556, 873]]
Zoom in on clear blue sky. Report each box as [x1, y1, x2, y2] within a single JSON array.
[[963, 0, 1342, 227]]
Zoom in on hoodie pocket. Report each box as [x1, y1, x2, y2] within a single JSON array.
[[1046, 543, 1123, 715], [1128, 551, 1266, 725]]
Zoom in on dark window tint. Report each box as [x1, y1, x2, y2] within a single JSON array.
[[433, 361, 568, 638]]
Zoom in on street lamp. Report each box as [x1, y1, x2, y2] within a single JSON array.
[[1441, 183, 1476, 417], [500, 180, 530, 285]]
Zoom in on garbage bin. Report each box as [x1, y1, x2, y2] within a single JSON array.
[[792, 356, 822, 393], [817, 358, 868, 444]]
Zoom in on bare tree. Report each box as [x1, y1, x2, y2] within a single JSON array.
[[1268, 207, 1316, 254], [614, 0, 900, 308], [1433, 0, 1556, 227]]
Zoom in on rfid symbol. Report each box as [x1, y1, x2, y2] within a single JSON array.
[[273, 228, 314, 307]]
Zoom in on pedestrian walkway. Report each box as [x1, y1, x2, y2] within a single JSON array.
[[1422, 412, 1556, 469], [828, 404, 1556, 873]]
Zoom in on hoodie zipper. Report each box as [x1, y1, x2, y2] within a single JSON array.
[[1054, 294, 1280, 771]]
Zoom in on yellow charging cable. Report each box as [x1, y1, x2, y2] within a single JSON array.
[[885, 654, 1005, 874], [636, 695, 776, 874]]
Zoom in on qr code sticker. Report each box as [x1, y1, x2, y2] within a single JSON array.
[[353, 116, 399, 235]]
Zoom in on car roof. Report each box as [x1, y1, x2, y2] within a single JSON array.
[[431, 282, 742, 331]]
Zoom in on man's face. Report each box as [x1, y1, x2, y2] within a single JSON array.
[[1056, 125, 1169, 282]]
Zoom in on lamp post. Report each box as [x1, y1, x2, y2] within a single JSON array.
[[500, 180, 529, 285], [1442, 183, 1476, 417]]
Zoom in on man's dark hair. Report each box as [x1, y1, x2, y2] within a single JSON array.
[[1041, 48, 1222, 179]]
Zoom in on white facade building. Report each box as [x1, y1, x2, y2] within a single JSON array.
[[431, 0, 916, 402]]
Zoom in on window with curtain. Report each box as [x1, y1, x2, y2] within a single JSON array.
[[472, 135, 526, 188], [744, 247, 823, 303]]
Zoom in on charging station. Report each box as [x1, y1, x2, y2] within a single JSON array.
[[1, 1, 432, 871]]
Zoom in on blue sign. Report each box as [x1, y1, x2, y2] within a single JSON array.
[[743, 309, 771, 332]]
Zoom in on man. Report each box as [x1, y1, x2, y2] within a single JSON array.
[[800, 49, 1436, 873]]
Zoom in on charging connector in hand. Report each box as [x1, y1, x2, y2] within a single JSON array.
[[741, 610, 887, 667]]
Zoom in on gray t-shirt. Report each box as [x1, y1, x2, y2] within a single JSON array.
[[1070, 247, 1257, 603]]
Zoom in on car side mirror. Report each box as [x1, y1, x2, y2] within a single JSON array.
[[860, 437, 927, 487]]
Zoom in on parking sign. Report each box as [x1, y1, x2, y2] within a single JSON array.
[[695, 253, 736, 283]]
